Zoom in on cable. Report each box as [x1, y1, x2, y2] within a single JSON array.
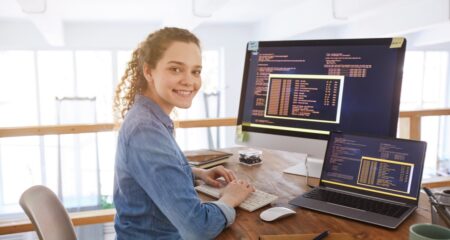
[[305, 156, 315, 189]]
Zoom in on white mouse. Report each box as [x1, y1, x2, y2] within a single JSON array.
[[259, 207, 296, 222]]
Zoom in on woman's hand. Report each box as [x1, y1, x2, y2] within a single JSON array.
[[219, 179, 255, 207], [193, 166, 236, 187]]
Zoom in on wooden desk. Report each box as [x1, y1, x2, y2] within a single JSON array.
[[0, 147, 432, 238], [206, 147, 432, 240]]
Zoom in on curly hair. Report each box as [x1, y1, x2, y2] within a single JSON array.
[[113, 27, 200, 121]]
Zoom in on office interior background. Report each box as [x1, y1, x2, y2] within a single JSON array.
[[0, 0, 449, 239]]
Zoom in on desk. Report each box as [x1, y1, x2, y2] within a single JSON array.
[[204, 147, 432, 240], [0, 147, 432, 238]]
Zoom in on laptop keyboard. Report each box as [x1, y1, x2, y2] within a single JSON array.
[[304, 188, 409, 218]]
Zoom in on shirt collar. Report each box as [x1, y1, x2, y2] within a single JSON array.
[[134, 94, 174, 130]]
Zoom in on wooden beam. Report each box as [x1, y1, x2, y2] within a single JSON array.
[[409, 116, 421, 140], [70, 208, 115, 226], [422, 176, 450, 189], [174, 117, 237, 128], [0, 109, 448, 139], [0, 118, 237, 138], [399, 108, 450, 140], [0, 209, 115, 235], [399, 109, 450, 118], [0, 123, 117, 138]]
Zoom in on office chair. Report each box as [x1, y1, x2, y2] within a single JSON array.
[[19, 185, 77, 240]]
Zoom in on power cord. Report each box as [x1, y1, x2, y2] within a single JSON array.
[[305, 156, 315, 189]]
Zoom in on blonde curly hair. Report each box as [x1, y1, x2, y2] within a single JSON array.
[[113, 27, 200, 121]]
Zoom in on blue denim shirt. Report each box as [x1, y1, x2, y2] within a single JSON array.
[[114, 95, 235, 240]]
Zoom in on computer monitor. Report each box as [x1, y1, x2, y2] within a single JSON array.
[[236, 38, 406, 177]]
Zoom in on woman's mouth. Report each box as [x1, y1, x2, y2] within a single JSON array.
[[173, 90, 193, 97]]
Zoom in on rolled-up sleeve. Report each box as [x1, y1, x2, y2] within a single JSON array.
[[126, 123, 235, 239], [210, 201, 235, 227]]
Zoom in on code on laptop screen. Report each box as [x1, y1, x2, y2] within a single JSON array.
[[321, 132, 426, 203]]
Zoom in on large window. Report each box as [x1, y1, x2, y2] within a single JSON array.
[[0, 49, 223, 218], [0, 51, 38, 127], [401, 51, 449, 176], [1, 48, 448, 223]]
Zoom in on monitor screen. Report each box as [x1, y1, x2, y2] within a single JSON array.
[[320, 132, 426, 204], [236, 38, 406, 165]]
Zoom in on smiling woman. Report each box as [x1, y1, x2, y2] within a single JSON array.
[[112, 27, 254, 240], [141, 41, 202, 114], [113, 28, 202, 120]]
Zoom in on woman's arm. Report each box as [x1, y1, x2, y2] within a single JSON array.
[[126, 124, 235, 239]]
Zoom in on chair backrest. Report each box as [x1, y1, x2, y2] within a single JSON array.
[[19, 185, 77, 240]]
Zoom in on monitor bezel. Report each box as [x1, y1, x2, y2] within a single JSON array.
[[236, 38, 406, 141]]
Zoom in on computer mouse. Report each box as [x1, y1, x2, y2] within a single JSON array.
[[259, 207, 296, 222]]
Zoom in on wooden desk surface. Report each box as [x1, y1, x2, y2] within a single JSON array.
[[0, 147, 433, 238], [205, 147, 432, 240]]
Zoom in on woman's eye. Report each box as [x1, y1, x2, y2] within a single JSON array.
[[170, 67, 181, 73], [193, 70, 201, 76]]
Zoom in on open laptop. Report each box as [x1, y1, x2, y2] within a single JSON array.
[[289, 132, 427, 229]]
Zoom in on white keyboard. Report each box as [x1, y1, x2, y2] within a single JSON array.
[[195, 184, 278, 212]]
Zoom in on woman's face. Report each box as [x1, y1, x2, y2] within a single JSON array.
[[143, 41, 202, 114]]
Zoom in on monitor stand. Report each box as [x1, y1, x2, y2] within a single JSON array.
[[283, 157, 323, 178]]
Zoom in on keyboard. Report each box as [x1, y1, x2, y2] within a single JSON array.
[[304, 188, 409, 218], [195, 184, 278, 212]]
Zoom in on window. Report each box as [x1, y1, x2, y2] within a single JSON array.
[[401, 51, 449, 176], [0, 50, 117, 216], [0, 51, 38, 126], [0, 51, 40, 215], [0, 48, 224, 217], [37, 51, 75, 125]]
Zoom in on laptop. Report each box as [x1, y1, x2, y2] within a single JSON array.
[[289, 132, 427, 229]]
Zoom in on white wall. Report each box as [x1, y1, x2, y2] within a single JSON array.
[[0, 21, 159, 50], [0, 20, 49, 49]]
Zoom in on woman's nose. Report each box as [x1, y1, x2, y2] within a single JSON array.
[[181, 72, 199, 86]]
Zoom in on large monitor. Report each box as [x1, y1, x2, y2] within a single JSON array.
[[236, 38, 406, 177]]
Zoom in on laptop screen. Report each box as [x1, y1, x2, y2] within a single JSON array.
[[320, 132, 427, 204]]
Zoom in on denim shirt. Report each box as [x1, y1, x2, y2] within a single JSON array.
[[113, 95, 235, 240]]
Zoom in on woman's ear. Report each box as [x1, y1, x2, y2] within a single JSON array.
[[143, 63, 152, 82]]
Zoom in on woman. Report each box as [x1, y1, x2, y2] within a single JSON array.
[[113, 27, 254, 239]]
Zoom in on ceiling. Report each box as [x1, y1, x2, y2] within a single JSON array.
[[1, 0, 450, 48], [0, 0, 299, 23]]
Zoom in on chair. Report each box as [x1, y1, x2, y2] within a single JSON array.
[[19, 185, 77, 240]]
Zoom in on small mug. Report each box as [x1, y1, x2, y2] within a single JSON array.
[[409, 223, 450, 240]]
